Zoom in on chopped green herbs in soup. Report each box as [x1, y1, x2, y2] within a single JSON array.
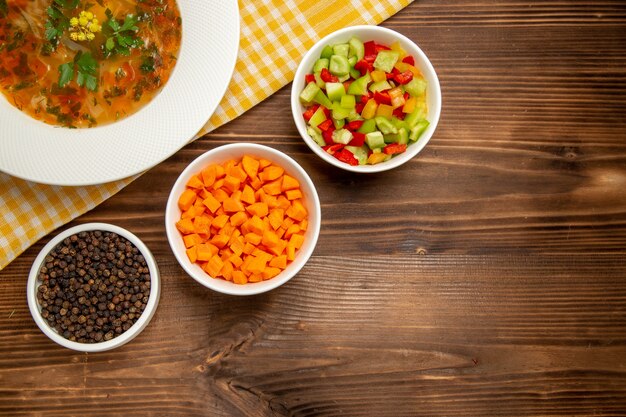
[[0, 0, 181, 128]]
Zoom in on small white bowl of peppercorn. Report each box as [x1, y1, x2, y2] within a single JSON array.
[[27, 223, 160, 352]]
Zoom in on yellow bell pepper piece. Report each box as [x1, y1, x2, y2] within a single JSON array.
[[361, 99, 378, 119], [376, 104, 394, 119], [367, 153, 391, 165], [394, 62, 423, 78], [390, 41, 407, 59], [370, 70, 387, 83], [402, 97, 417, 113]]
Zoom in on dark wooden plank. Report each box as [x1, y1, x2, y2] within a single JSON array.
[[1, 255, 626, 416], [2, 0, 626, 416]]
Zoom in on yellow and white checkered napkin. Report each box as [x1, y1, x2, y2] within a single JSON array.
[[0, 0, 412, 270]]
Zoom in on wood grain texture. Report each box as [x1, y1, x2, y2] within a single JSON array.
[[2, 0, 626, 416]]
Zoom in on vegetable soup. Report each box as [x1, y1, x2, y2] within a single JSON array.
[[0, 0, 181, 128]]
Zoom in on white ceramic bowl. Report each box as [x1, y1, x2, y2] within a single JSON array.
[[27, 223, 161, 352], [165, 143, 321, 296], [291, 25, 442, 173]]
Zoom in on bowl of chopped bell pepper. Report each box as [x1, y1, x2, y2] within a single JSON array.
[[291, 25, 441, 172]]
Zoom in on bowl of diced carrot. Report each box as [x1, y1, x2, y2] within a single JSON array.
[[165, 143, 321, 295]]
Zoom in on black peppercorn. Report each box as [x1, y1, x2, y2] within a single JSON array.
[[36, 230, 150, 344]]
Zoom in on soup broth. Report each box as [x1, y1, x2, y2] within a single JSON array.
[[0, 0, 181, 128]]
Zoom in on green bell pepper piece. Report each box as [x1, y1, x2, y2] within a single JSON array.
[[320, 45, 333, 59], [329, 55, 350, 76], [373, 50, 400, 73], [348, 37, 365, 60], [313, 90, 333, 108], [347, 73, 371, 95], [299, 82, 320, 103], [357, 118, 377, 133]]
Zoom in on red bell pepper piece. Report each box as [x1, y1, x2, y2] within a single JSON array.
[[305, 74, 316, 84], [320, 68, 339, 83], [302, 105, 319, 122], [375, 43, 391, 52], [393, 70, 414, 85], [355, 101, 366, 114], [322, 129, 335, 145], [321, 106, 331, 118], [383, 143, 407, 155], [323, 143, 344, 155], [364, 41, 376, 56], [354, 59, 373, 76], [404, 92, 410, 100], [347, 132, 366, 146], [335, 149, 359, 166], [363, 54, 377, 64], [317, 119, 334, 132], [374, 91, 392, 105], [346, 120, 364, 131], [392, 107, 405, 120], [402, 55, 415, 65]]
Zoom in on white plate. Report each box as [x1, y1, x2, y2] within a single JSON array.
[[0, 0, 240, 186]]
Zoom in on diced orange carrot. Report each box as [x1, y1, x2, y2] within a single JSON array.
[[204, 255, 224, 277], [212, 188, 229, 202], [187, 175, 205, 189], [262, 179, 283, 196], [248, 215, 266, 235], [248, 274, 263, 283], [201, 165, 216, 188], [286, 244, 296, 261], [210, 234, 230, 249], [221, 260, 234, 281], [230, 211, 248, 227], [242, 155, 260, 179], [242, 242, 255, 255], [281, 175, 300, 191], [289, 233, 305, 250], [186, 246, 198, 263], [247, 255, 268, 274], [241, 184, 255, 204], [214, 164, 225, 179], [249, 176, 263, 190], [285, 189, 303, 200], [228, 253, 244, 267], [284, 224, 300, 240], [246, 202, 269, 217], [176, 218, 195, 234], [202, 194, 221, 214], [286, 199, 307, 221], [228, 165, 248, 182], [197, 243, 219, 261], [181, 206, 197, 220], [262, 267, 281, 280], [230, 236, 245, 256], [260, 165, 283, 182], [282, 217, 294, 229], [269, 255, 287, 269], [178, 189, 197, 211], [268, 209, 284, 230], [277, 195, 291, 210], [261, 230, 280, 248], [232, 271, 247, 284], [176, 155, 308, 285], [211, 178, 225, 191], [212, 214, 229, 229], [223, 196, 245, 213], [244, 233, 262, 245], [183, 233, 203, 248], [223, 175, 241, 193], [267, 239, 287, 256], [258, 159, 272, 169]]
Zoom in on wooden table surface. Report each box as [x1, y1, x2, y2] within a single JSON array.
[[2, 1, 626, 416]]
